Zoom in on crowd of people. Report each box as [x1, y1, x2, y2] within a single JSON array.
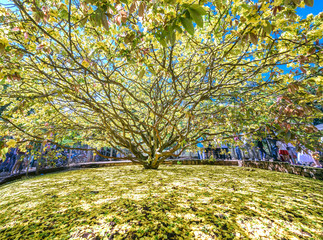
[[1, 137, 322, 177], [198, 138, 322, 168], [0, 141, 114, 177], [0, 148, 25, 175], [0, 145, 69, 176]]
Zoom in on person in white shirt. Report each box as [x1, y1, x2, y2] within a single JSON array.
[[297, 150, 315, 166]]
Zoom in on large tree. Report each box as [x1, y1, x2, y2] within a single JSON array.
[[0, 0, 322, 168]]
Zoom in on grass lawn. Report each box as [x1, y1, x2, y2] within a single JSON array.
[[0, 165, 322, 239]]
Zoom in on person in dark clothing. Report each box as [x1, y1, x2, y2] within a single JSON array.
[[235, 146, 242, 160], [271, 139, 279, 161], [8, 148, 17, 172], [0, 149, 13, 172], [257, 140, 267, 161], [205, 144, 212, 159], [234, 137, 243, 160], [214, 148, 221, 159], [10, 156, 23, 175], [6, 149, 13, 161], [11, 149, 26, 175], [0, 158, 9, 172], [220, 143, 231, 160]]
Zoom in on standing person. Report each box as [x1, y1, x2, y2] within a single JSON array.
[[8, 148, 17, 173], [214, 140, 221, 160], [234, 137, 242, 160], [235, 146, 242, 160], [221, 142, 230, 160], [197, 150, 205, 160], [287, 143, 297, 164], [0, 146, 8, 165], [197, 138, 205, 160], [270, 139, 279, 161], [277, 141, 291, 163], [10, 154, 24, 175], [0, 151, 10, 173], [10, 147, 26, 175], [257, 140, 267, 161], [244, 138, 258, 161], [297, 149, 316, 166], [205, 143, 212, 159], [29, 155, 35, 168]]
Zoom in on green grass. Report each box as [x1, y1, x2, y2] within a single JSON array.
[[0, 165, 322, 239]]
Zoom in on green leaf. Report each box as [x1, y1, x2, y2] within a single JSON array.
[[95, 11, 102, 26], [184, 10, 191, 19], [241, 3, 249, 10], [263, 21, 272, 35], [190, 5, 207, 15], [286, 131, 291, 141], [138, 69, 145, 79], [174, 25, 183, 33], [157, 36, 167, 47], [180, 17, 194, 35], [148, 65, 156, 75], [304, 0, 314, 7], [79, 16, 88, 27], [58, 9, 68, 20], [188, 8, 203, 28], [249, 32, 258, 45], [89, 14, 97, 26], [215, 0, 223, 10], [291, 0, 300, 4], [101, 14, 109, 31], [304, 144, 315, 151], [170, 31, 176, 45]]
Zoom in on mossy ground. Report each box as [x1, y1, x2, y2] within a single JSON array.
[[0, 165, 322, 240]]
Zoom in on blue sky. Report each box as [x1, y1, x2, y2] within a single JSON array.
[[0, 0, 322, 18], [296, 1, 323, 18]]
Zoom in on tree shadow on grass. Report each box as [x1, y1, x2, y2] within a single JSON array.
[[0, 166, 322, 239], [1, 190, 320, 239]]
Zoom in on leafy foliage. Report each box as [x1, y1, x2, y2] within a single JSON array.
[[0, 0, 322, 168]]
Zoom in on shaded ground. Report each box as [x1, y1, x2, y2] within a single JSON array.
[[0, 165, 322, 239], [0, 161, 135, 185]]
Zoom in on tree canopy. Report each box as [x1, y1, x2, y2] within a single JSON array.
[[0, 0, 322, 168]]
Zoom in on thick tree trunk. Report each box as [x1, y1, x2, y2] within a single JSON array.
[[143, 162, 159, 169], [143, 163, 159, 169], [87, 145, 91, 162], [143, 156, 160, 169]]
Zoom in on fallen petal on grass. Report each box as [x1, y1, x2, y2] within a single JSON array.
[[0, 165, 322, 239]]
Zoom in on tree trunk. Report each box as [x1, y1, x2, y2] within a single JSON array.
[[36, 144, 44, 175], [143, 156, 160, 169], [68, 149, 72, 165], [86, 145, 91, 162], [143, 162, 159, 169], [110, 147, 113, 160]]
